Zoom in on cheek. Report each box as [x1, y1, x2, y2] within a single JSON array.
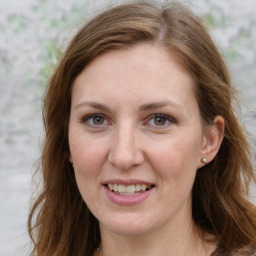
[[70, 134, 108, 173], [147, 137, 200, 180], [70, 139, 105, 204]]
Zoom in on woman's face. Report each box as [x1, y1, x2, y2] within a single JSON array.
[[69, 44, 208, 236]]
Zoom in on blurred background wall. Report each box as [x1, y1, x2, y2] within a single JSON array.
[[0, 0, 255, 255]]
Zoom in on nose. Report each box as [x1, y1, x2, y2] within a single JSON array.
[[108, 124, 144, 170]]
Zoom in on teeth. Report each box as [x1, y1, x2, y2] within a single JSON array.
[[127, 185, 135, 193], [118, 184, 126, 193], [107, 184, 152, 194], [135, 184, 140, 191]]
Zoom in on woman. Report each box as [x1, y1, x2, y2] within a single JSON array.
[[28, 2, 256, 256]]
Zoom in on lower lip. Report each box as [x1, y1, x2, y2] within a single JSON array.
[[103, 185, 154, 206]]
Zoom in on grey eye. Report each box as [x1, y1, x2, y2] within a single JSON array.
[[82, 114, 108, 126], [154, 116, 167, 126], [92, 116, 105, 125], [147, 113, 175, 128]]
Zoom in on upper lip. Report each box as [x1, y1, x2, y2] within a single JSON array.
[[102, 179, 154, 186]]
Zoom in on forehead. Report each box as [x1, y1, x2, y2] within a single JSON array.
[[72, 44, 197, 111]]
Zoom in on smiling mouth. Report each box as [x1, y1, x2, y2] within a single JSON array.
[[105, 184, 154, 196]]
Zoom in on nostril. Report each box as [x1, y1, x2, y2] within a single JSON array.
[[108, 147, 145, 170]]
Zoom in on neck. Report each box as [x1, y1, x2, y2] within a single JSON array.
[[98, 215, 216, 256]]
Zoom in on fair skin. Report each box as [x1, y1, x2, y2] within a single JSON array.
[[69, 44, 224, 256]]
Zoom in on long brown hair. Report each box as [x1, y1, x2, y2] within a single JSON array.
[[28, 2, 256, 255]]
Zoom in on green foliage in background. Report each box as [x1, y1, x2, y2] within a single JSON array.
[[39, 38, 63, 84], [33, 0, 88, 85], [8, 14, 30, 32]]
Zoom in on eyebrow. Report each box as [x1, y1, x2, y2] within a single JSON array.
[[74, 101, 111, 111], [74, 100, 183, 112], [139, 101, 183, 111]]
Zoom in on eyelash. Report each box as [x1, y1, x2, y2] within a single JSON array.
[[146, 113, 176, 128], [81, 114, 109, 127], [81, 113, 175, 128]]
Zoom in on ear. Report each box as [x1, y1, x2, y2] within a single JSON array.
[[197, 115, 224, 168], [69, 153, 73, 164]]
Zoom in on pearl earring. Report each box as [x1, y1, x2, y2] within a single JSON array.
[[201, 157, 207, 164]]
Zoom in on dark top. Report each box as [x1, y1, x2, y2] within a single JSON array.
[[211, 245, 256, 256]]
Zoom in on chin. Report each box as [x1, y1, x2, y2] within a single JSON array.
[[106, 224, 150, 237], [99, 214, 154, 237]]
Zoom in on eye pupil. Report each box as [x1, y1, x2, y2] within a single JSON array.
[[93, 117, 104, 125], [154, 117, 166, 126]]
